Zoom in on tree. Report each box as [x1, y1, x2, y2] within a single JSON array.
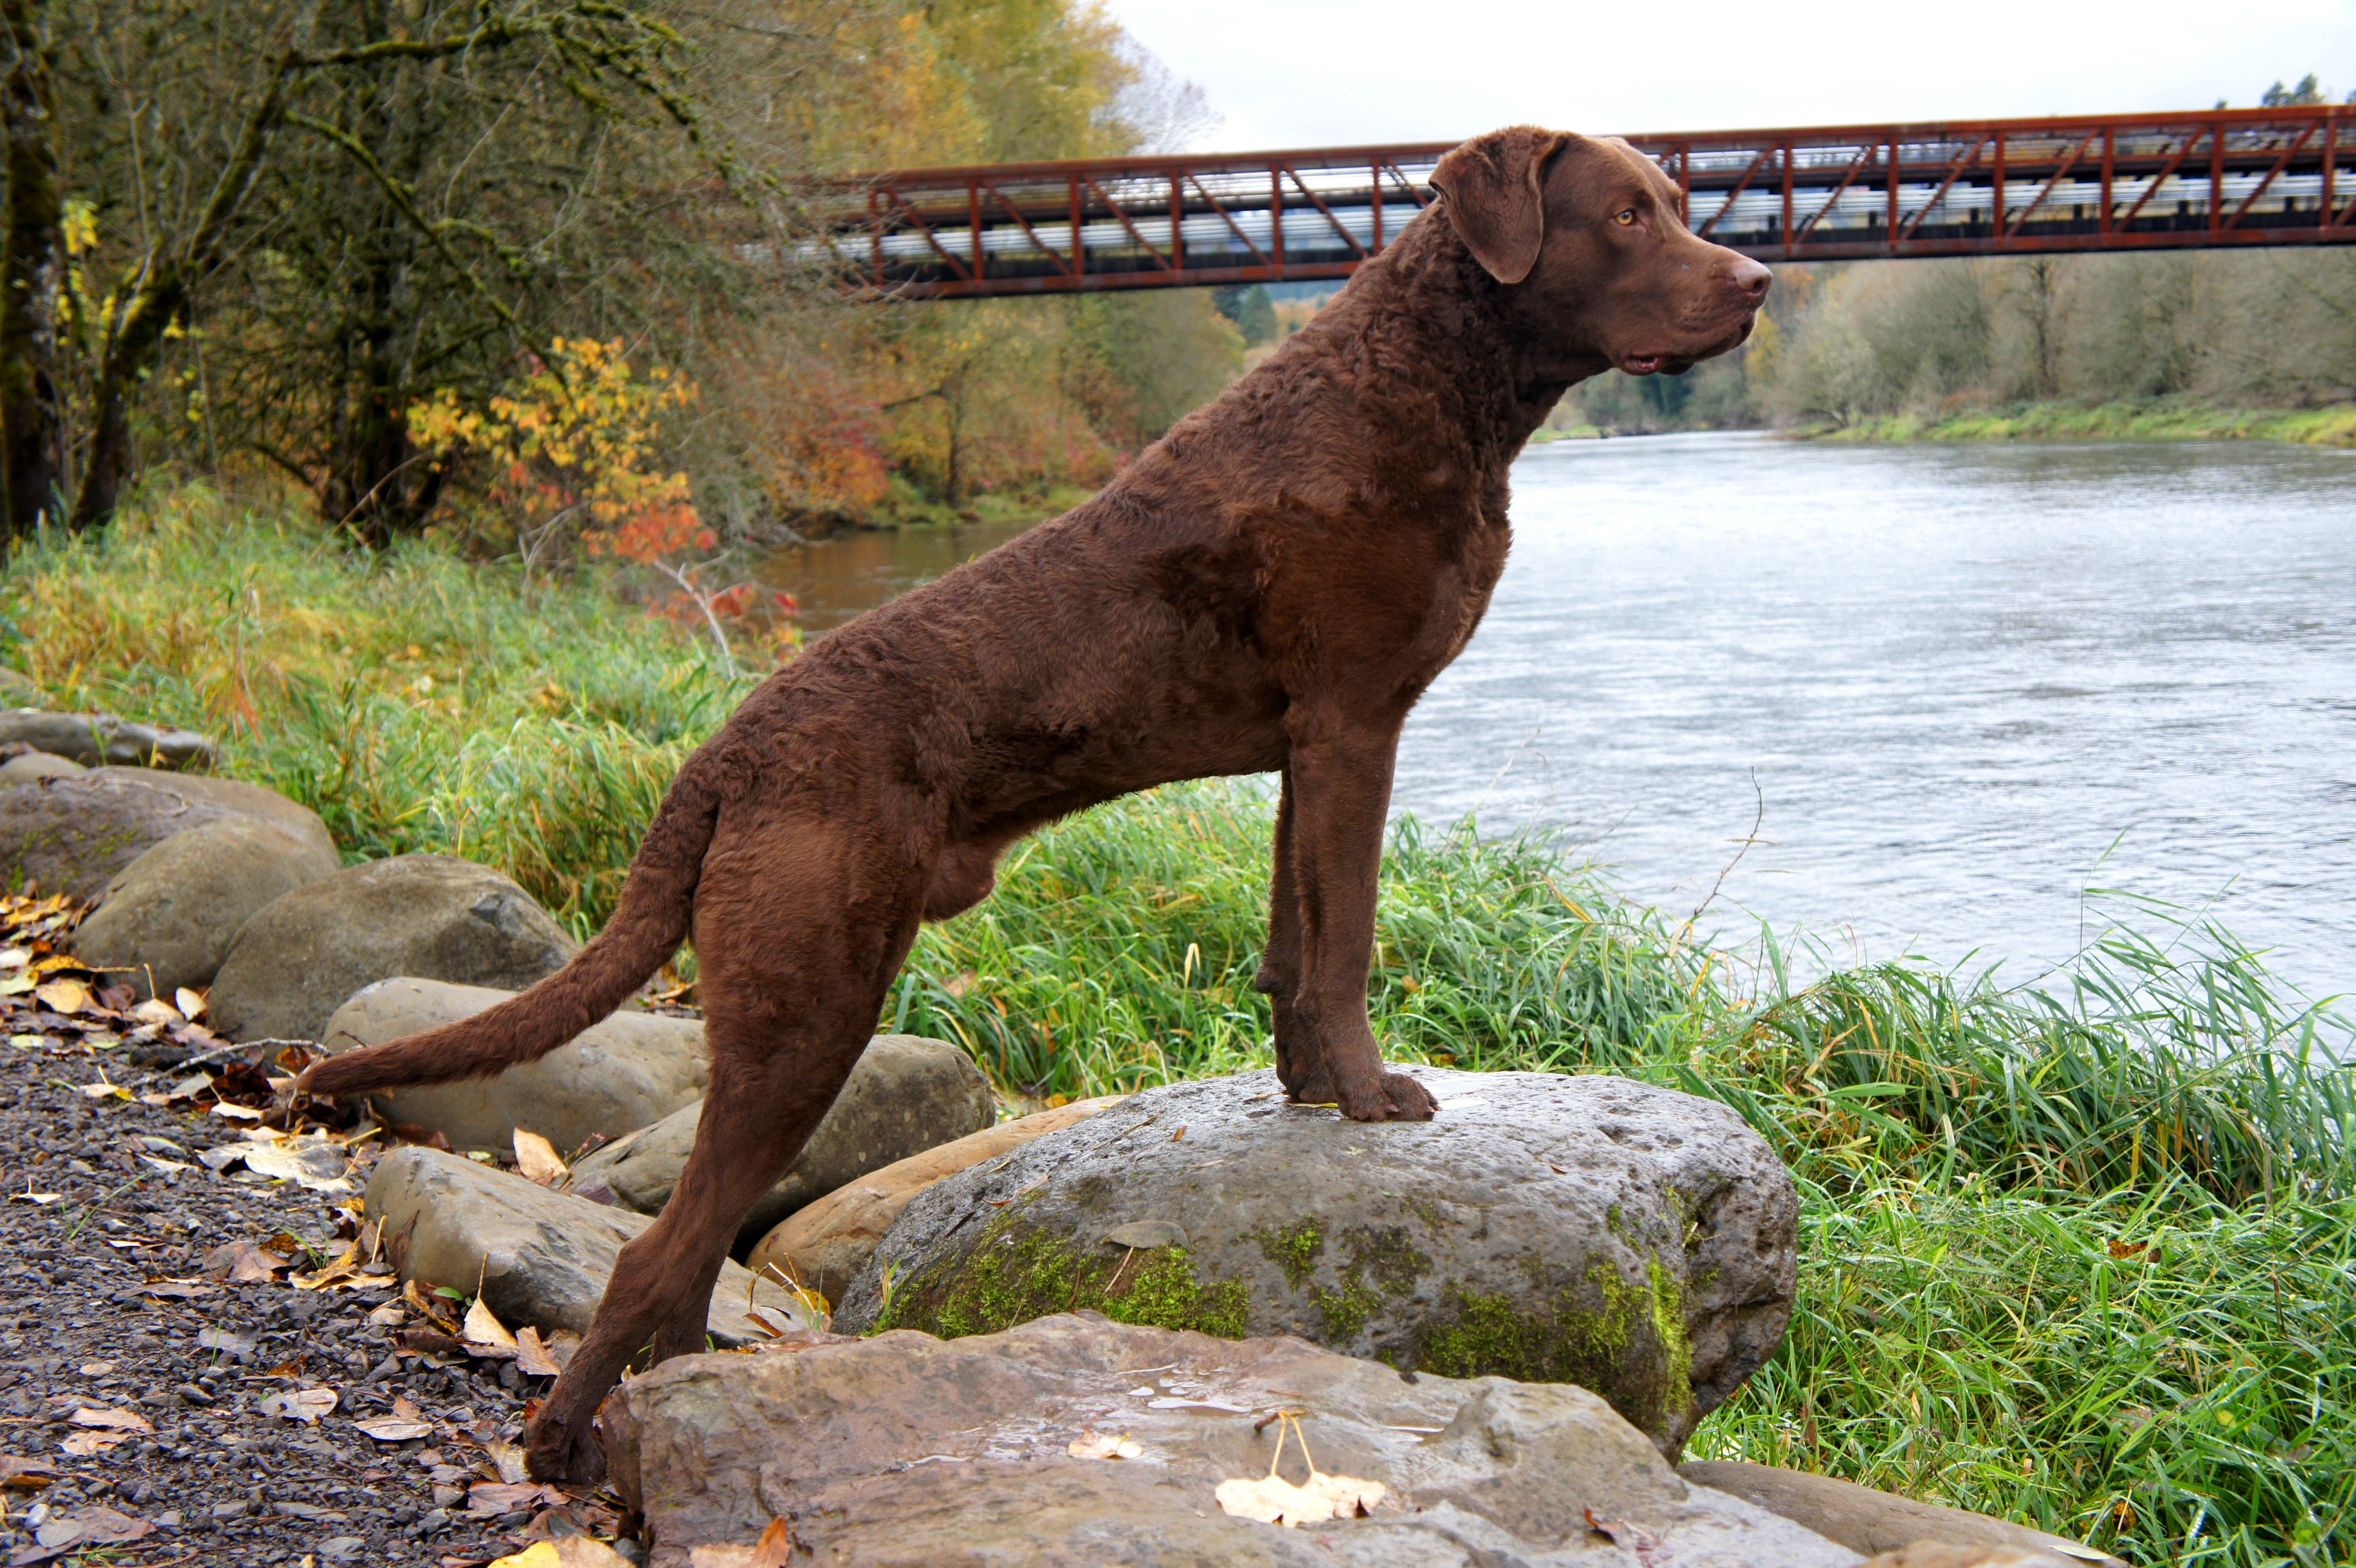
[[0, 0, 61, 536]]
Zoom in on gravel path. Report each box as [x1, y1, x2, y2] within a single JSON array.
[[0, 1024, 640, 1567]]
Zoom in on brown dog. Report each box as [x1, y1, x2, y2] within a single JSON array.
[[303, 125, 1769, 1481]]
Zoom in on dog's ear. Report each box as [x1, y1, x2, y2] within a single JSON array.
[[1430, 127, 1573, 285]]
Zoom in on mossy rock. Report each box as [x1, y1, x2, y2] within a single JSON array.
[[0, 767, 334, 903], [838, 1068, 1797, 1458]]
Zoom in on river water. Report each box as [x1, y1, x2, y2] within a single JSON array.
[[765, 434, 2356, 998]]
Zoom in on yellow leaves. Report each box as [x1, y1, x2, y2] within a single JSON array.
[[1212, 1415, 1387, 1528]]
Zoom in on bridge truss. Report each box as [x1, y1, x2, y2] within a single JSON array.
[[818, 106, 2356, 299]]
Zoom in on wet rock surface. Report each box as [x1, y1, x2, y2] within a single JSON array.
[[72, 816, 346, 998], [0, 767, 335, 903], [210, 855, 578, 1044], [366, 1147, 817, 1344], [0, 1037, 632, 1566], [747, 1094, 1125, 1302], [603, 1311, 1861, 1568], [839, 1068, 1798, 1458], [565, 1033, 994, 1249], [322, 979, 707, 1154]]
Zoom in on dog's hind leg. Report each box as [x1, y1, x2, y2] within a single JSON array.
[[523, 817, 926, 1483], [1255, 766, 1338, 1105], [1283, 713, 1439, 1123]]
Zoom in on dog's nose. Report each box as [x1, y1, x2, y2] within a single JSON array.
[[1729, 256, 1772, 302]]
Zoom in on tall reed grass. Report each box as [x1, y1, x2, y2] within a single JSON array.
[[11, 492, 2352, 1563]]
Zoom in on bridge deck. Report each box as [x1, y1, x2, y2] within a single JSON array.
[[817, 107, 2356, 298]]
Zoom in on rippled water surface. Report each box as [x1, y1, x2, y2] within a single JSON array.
[[769, 434, 2356, 996]]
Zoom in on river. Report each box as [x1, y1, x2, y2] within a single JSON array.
[[764, 434, 2356, 1000]]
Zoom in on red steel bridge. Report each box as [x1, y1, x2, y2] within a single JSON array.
[[817, 105, 2356, 299]]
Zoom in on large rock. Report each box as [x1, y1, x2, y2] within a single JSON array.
[[565, 1034, 994, 1250], [1681, 1463, 2121, 1567], [0, 767, 335, 901], [837, 1069, 1796, 1459], [71, 816, 343, 997], [321, 978, 706, 1155], [209, 854, 576, 1043], [0, 709, 217, 769], [602, 1312, 1859, 1568], [748, 1095, 1125, 1300], [365, 1146, 817, 1345]]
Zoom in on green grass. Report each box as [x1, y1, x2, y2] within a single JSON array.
[[1817, 400, 2356, 447], [11, 490, 2356, 1564]]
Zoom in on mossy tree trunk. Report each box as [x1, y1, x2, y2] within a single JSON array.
[[0, 0, 61, 538]]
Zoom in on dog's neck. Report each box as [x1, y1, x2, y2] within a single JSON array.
[[1293, 213, 1603, 476]]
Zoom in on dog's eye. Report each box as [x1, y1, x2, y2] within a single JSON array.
[[1614, 209, 1637, 226]]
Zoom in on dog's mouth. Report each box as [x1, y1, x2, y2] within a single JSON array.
[[1618, 352, 1679, 377]]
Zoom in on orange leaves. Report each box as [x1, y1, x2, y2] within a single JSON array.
[[407, 339, 703, 579]]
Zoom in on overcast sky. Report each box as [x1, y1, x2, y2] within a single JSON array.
[[1108, 0, 2356, 152]]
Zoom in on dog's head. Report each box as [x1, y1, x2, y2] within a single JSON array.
[[1430, 127, 1770, 379]]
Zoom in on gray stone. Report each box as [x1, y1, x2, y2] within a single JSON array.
[[71, 817, 343, 997], [565, 1034, 993, 1249], [602, 1312, 1859, 1568], [745, 1096, 1127, 1303], [836, 1068, 1797, 1459], [0, 766, 335, 902], [320, 978, 706, 1154], [0, 751, 83, 783], [209, 854, 576, 1044], [365, 1146, 816, 1345], [1680, 1463, 2121, 1566], [0, 709, 218, 769]]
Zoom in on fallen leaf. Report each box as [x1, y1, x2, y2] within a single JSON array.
[[1169, 1125, 1186, 1142], [752, 1517, 796, 1566], [1584, 1508, 1663, 1556], [490, 1541, 637, 1568], [515, 1326, 562, 1378], [355, 1414, 436, 1442], [196, 1327, 254, 1358], [485, 1439, 529, 1485], [175, 986, 206, 1020], [32, 977, 88, 1014], [1102, 1220, 1186, 1249], [1066, 1429, 1144, 1460], [258, 1386, 338, 1423], [69, 1408, 153, 1433], [209, 1101, 264, 1122], [467, 1480, 566, 1516], [242, 1136, 354, 1193], [0, 1456, 57, 1489], [77, 1362, 113, 1377], [139, 1278, 213, 1300], [1212, 1415, 1385, 1530], [462, 1296, 520, 1360], [202, 1241, 289, 1284], [130, 998, 182, 1027], [513, 1129, 567, 1185], [9, 1189, 62, 1206]]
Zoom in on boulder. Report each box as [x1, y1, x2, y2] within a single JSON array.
[[209, 854, 576, 1044], [0, 751, 83, 783], [365, 1146, 818, 1345], [748, 1095, 1125, 1300], [1681, 1463, 2121, 1567], [566, 1034, 995, 1250], [836, 1069, 1797, 1460], [1861, 1552, 2090, 1568], [0, 767, 335, 902], [70, 817, 344, 997], [0, 709, 218, 769], [321, 978, 706, 1155], [602, 1311, 1859, 1568]]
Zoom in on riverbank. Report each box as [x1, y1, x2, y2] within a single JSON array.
[[1808, 399, 2356, 446], [8, 492, 2354, 1562]]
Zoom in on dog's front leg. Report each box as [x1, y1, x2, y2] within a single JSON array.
[[1254, 766, 1336, 1104], [1282, 715, 1439, 1122]]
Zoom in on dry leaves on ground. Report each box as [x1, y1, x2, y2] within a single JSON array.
[[1066, 1429, 1144, 1460], [60, 1407, 152, 1456], [513, 1129, 568, 1185], [354, 1394, 436, 1443], [256, 1386, 338, 1423]]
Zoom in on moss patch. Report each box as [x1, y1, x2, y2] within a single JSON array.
[[1415, 1255, 1692, 1439], [1249, 1219, 1324, 1288], [873, 1206, 1253, 1342]]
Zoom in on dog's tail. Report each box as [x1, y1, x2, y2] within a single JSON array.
[[299, 750, 726, 1100]]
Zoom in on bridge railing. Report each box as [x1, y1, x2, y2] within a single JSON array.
[[813, 107, 2356, 298]]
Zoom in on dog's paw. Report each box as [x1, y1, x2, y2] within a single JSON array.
[[1339, 1071, 1439, 1122], [524, 1408, 609, 1485]]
